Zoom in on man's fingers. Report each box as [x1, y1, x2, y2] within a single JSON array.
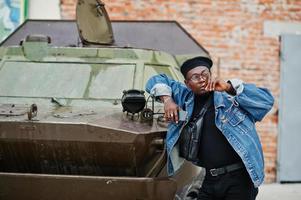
[[211, 80, 215, 91], [163, 100, 179, 123], [204, 81, 209, 91], [173, 110, 179, 123], [164, 109, 179, 123], [208, 80, 212, 91], [209, 77, 219, 91], [164, 111, 170, 120]]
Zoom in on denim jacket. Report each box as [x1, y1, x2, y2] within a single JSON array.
[[145, 74, 274, 188]]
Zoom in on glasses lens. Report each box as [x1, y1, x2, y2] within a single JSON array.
[[190, 72, 209, 82], [190, 74, 201, 82]]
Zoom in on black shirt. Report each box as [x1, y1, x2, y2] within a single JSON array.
[[191, 92, 241, 169]]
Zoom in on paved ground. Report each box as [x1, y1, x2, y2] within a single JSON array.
[[257, 183, 301, 200]]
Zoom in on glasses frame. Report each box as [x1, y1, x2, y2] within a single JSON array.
[[188, 70, 210, 83]]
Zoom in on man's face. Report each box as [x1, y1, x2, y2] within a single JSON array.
[[184, 66, 211, 95]]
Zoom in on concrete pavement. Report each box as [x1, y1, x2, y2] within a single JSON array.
[[257, 183, 301, 200]]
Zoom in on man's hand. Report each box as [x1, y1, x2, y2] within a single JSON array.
[[160, 96, 179, 123], [205, 77, 235, 94]]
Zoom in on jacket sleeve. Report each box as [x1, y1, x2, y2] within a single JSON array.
[[145, 74, 190, 106], [233, 82, 274, 122]]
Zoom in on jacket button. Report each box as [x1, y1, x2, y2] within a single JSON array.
[[221, 116, 227, 123]]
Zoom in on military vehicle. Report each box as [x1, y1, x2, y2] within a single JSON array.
[[0, 0, 210, 199]]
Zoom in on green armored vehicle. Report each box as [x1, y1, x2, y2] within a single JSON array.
[[0, 0, 210, 199]]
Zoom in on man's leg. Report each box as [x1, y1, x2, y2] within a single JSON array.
[[198, 168, 258, 200], [198, 177, 220, 200], [224, 169, 258, 200], [198, 187, 214, 200], [224, 182, 258, 200]]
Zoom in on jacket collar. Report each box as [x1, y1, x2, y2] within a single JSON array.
[[214, 91, 226, 108]]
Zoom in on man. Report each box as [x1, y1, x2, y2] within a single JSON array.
[[145, 56, 274, 200]]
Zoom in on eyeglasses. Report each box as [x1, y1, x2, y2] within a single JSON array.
[[188, 71, 210, 83]]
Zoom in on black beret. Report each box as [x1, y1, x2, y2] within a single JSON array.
[[180, 56, 213, 78]]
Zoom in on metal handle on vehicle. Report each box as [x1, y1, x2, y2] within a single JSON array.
[[27, 104, 38, 120]]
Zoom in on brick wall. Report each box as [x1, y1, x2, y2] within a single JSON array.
[[60, 0, 301, 183]]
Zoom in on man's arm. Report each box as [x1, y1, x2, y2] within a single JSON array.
[[233, 83, 274, 122], [159, 95, 179, 123], [145, 74, 189, 123], [145, 74, 188, 100], [205, 78, 274, 122]]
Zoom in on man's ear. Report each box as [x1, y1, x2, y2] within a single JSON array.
[[184, 79, 190, 88], [184, 79, 188, 85]]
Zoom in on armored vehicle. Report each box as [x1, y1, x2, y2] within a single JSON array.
[[0, 0, 210, 199]]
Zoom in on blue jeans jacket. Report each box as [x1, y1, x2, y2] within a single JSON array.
[[145, 74, 274, 188]]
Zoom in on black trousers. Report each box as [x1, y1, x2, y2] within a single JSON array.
[[198, 168, 258, 200]]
